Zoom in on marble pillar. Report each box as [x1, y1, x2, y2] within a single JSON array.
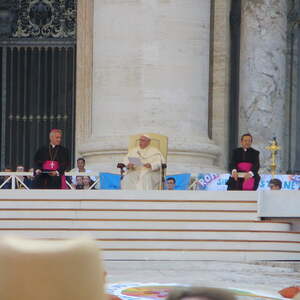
[[239, 0, 287, 172], [77, 0, 220, 173], [211, 0, 231, 171]]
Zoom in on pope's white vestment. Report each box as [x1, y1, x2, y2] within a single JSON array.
[[121, 145, 165, 190]]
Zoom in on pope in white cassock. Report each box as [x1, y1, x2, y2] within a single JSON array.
[[121, 135, 165, 190]]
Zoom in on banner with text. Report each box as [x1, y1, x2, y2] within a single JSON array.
[[196, 174, 300, 191]]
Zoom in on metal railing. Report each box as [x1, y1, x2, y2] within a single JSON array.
[[0, 172, 100, 190]]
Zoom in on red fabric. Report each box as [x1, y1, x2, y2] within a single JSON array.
[[61, 175, 68, 190], [278, 286, 300, 298], [237, 162, 255, 191], [237, 162, 253, 172], [242, 177, 255, 190], [42, 160, 59, 170], [42, 160, 68, 189]]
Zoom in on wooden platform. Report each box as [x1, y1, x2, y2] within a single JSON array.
[[0, 190, 299, 261]]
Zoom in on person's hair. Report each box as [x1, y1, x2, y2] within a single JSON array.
[[269, 178, 282, 189], [166, 287, 236, 300], [77, 157, 85, 163], [49, 129, 62, 137], [241, 133, 253, 142], [83, 176, 91, 184], [167, 177, 176, 184]]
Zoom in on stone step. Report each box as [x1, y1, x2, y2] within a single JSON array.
[[0, 190, 259, 202], [0, 200, 257, 211], [102, 250, 300, 261], [1, 229, 298, 241], [0, 219, 290, 231], [0, 210, 258, 220], [94, 240, 300, 251], [0, 190, 296, 261]]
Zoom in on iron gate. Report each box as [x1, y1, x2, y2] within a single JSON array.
[[0, 0, 76, 170]]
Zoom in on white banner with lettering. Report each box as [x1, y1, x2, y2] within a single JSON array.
[[196, 174, 300, 191]]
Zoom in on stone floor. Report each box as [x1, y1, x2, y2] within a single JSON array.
[[105, 261, 300, 294]]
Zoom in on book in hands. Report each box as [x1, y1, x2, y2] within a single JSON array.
[[128, 157, 143, 166]]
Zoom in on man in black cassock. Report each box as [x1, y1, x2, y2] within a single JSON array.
[[226, 133, 260, 191], [32, 129, 70, 189]]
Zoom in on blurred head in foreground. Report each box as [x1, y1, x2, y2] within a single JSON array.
[[166, 287, 237, 300], [0, 236, 105, 300]]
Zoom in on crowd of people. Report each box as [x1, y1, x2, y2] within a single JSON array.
[[0, 162, 177, 190], [0, 166, 35, 189], [0, 130, 285, 191], [0, 159, 96, 190]]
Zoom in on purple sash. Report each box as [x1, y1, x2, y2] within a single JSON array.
[[237, 162, 255, 191]]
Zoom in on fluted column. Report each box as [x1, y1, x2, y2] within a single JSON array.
[[239, 0, 287, 171], [77, 0, 219, 173]]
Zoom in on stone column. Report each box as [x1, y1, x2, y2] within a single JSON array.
[[239, 0, 287, 172], [211, 0, 231, 171], [77, 0, 219, 173]]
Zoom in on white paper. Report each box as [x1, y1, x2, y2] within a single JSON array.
[[128, 157, 143, 166]]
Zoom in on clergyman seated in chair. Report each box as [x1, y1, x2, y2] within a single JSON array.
[[121, 134, 165, 190], [226, 133, 260, 191]]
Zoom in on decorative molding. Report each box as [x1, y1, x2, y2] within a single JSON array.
[[12, 0, 76, 39]]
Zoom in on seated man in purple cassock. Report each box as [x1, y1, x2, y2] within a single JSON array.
[[226, 133, 260, 191], [32, 129, 70, 189]]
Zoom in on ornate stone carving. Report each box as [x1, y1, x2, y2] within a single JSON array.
[[0, 0, 17, 37], [13, 0, 76, 39]]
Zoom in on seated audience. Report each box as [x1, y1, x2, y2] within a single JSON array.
[[166, 287, 236, 300], [70, 157, 96, 184], [166, 177, 176, 190], [226, 133, 260, 191], [25, 168, 35, 188], [74, 176, 84, 189], [269, 178, 282, 190], [0, 167, 12, 189], [15, 165, 32, 189], [83, 176, 96, 190]]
